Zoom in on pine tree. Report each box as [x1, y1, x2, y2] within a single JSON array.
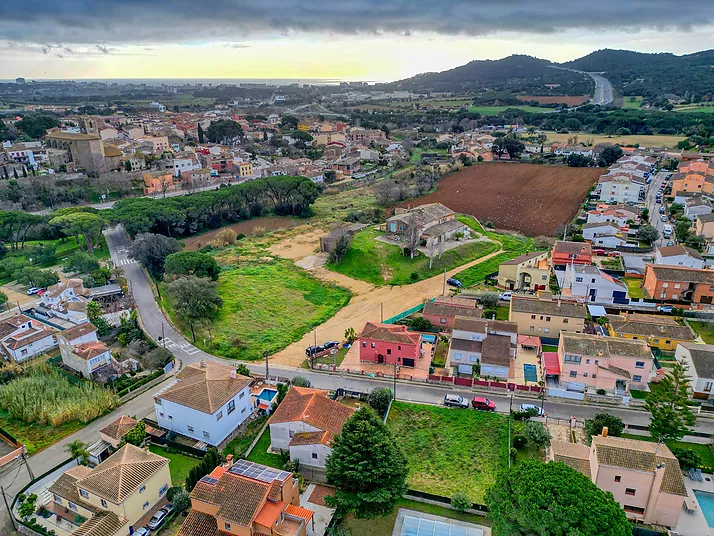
[[197, 123, 204, 144], [645, 360, 696, 441]]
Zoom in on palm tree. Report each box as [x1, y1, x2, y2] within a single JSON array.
[[66, 440, 90, 466]]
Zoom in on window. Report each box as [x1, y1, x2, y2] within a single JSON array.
[[454, 352, 462, 360], [21, 349, 27, 356], [653, 339, 659, 344], [101, 499, 107, 507], [143, 501, 150, 510], [79, 489, 89, 499], [188, 426, 194, 432], [470, 355, 478, 363], [592, 374, 597, 379], [544, 328, 549, 333], [159, 412, 164, 417], [546, 317, 551, 322], [371, 342, 376, 348], [531, 315, 536, 319], [228, 400, 235, 414], [159, 484, 168, 497], [585, 359, 590, 364], [216, 411, 222, 421], [662, 283, 669, 288], [68, 502, 77, 511], [614, 476, 621, 483], [312, 453, 318, 460], [539, 316, 544, 320], [440, 318, 446, 324], [674, 283, 681, 289], [156, 398, 162, 406], [625, 488, 636, 496], [563, 318, 569, 324], [239, 392, 245, 399], [564, 354, 582, 365], [594, 360, 599, 365], [387, 348, 392, 355], [225, 523, 231, 531], [203, 431, 210, 439], [289, 430, 295, 438], [705, 382, 713, 393], [53, 494, 62, 504], [241, 406, 247, 413], [168, 415, 173, 420], [362, 342, 366, 348], [633, 375, 642, 382], [529, 326, 535, 331], [570, 371, 577, 378], [576, 277, 583, 283], [140, 485, 146, 494], [635, 361, 645, 369], [398, 345, 402, 350], [583, 372, 588, 378]]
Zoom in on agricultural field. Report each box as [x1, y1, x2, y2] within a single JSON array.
[[517, 95, 590, 106], [327, 227, 498, 286], [545, 132, 686, 148], [621, 96, 643, 109], [400, 163, 599, 236], [387, 401, 508, 503]]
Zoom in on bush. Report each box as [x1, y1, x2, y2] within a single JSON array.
[[451, 491, 471, 513], [485, 221, 494, 228], [523, 421, 551, 449], [368, 387, 393, 416], [166, 486, 182, 501], [671, 447, 702, 471], [596, 389, 606, 395], [483, 309, 497, 319], [585, 413, 624, 441], [236, 364, 251, 377], [509, 447, 518, 463], [292, 376, 310, 387], [406, 316, 432, 332], [512, 435, 528, 449], [172, 491, 191, 514], [212, 228, 237, 247], [480, 292, 499, 308], [410, 272, 419, 280]]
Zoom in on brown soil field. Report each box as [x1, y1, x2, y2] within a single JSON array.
[[399, 163, 600, 236], [181, 216, 298, 251], [517, 95, 590, 106]]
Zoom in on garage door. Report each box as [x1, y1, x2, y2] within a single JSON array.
[[402, 358, 415, 367]]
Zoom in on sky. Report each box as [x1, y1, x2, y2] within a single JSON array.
[[2, 1, 714, 81]]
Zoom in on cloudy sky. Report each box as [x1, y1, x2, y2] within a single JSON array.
[[2, 1, 713, 81]]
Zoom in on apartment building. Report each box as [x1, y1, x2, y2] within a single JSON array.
[[670, 159, 714, 196], [643, 264, 714, 304], [597, 173, 646, 204]]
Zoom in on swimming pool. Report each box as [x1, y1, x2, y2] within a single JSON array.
[[257, 389, 277, 402], [694, 490, 714, 528], [421, 334, 436, 344]]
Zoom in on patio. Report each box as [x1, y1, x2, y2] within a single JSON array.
[[676, 471, 714, 536]]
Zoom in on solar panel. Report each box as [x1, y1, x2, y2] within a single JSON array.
[[227, 460, 291, 483], [199, 476, 218, 485]]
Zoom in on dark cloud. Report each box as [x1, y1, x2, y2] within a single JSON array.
[[0, 0, 711, 45]]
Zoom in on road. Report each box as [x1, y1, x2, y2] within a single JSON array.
[[645, 170, 671, 249], [548, 66, 614, 106]]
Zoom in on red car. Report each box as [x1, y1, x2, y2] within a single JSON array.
[[592, 248, 606, 256], [472, 397, 496, 411]]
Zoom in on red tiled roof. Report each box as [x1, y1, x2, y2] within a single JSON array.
[[543, 352, 560, 376], [360, 322, 421, 346]]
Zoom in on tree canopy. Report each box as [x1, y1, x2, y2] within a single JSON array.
[[164, 251, 220, 280], [485, 461, 631, 536], [206, 119, 244, 145], [16, 115, 61, 139], [49, 211, 104, 254], [646, 360, 696, 442], [166, 275, 223, 324], [585, 413, 625, 442], [129, 233, 182, 277]]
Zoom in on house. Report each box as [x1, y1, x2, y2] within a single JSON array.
[[597, 173, 646, 204], [670, 159, 714, 196], [386, 203, 467, 248], [38, 278, 90, 324], [580, 222, 626, 248], [693, 212, 714, 239], [154, 361, 253, 446], [359, 323, 421, 367], [138, 135, 170, 154], [558, 332, 654, 393], [509, 296, 587, 339], [331, 155, 360, 176], [683, 196, 713, 221], [549, 434, 687, 528], [268, 386, 354, 468], [57, 322, 112, 378], [654, 245, 705, 269], [551, 241, 592, 269], [179, 458, 314, 536], [45, 444, 171, 535], [558, 264, 629, 304], [448, 317, 517, 378], [0, 313, 56, 363], [496, 251, 550, 291], [144, 171, 176, 196], [421, 297, 482, 329], [676, 342, 714, 399], [586, 204, 641, 226], [605, 313, 695, 351], [643, 264, 714, 304]]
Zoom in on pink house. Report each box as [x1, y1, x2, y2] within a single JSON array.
[[421, 297, 482, 330], [359, 323, 421, 368], [549, 433, 688, 528]]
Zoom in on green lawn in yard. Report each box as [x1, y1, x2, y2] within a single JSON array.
[[489, 306, 509, 321], [149, 445, 200, 487], [388, 401, 508, 503], [542, 344, 559, 353], [0, 410, 85, 455], [246, 426, 283, 469], [166, 257, 351, 360], [223, 417, 269, 458], [339, 498, 491, 536], [687, 321, 714, 344], [312, 347, 348, 367], [621, 96, 643, 109], [327, 227, 498, 286], [468, 105, 552, 115], [624, 277, 645, 299], [431, 338, 448, 367], [621, 433, 714, 470]]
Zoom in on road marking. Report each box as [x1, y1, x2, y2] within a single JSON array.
[[162, 337, 201, 355], [113, 258, 137, 266]]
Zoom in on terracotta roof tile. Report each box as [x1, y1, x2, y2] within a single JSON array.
[[360, 322, 421, 346], [190, 473, 270, 527], [73, 511, 126, 536], [59, 323, 98, 342], [48, 467, 101, 514], [99, 415, 139, 441], [511, 297, 587, 318], [178, 510, 219, 536], [550, 441, 591, 476]]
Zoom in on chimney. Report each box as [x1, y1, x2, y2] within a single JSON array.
[[602, 426, 609, 437], [230, 370, 236, 379], [225, 454, 234, 467]]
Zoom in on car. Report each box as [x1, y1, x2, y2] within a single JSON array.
[[472, 397, 496, 411], [607, 251, 620, 258], [498, 292, 512, 301], [443, 394, 469, 409], [305, 345, 325, 357], [323, 341, 339, 351], [659, 206, 665, 214], [133, 529, 151, 536], [656, 198, 662, 204], [146, 507, 171, 530], [666, 241, 675, 247], [657, 305, 674, 313], [519, 403, 545, 417], [661, 215, 667, 222], [592, 248, 606, 256], [447, 278, 462, 288], [26, 287, 39, 295]]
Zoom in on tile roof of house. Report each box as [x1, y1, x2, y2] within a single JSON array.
[[58, 322, 98, 342], [387, 203, 455, 227], [285, 504, 315, 523], [155, 361, 252, 415], [449, 339, 483, 353], [269, 386, 353, 445], [550, 440, 591, 476], [599, 363, 631, 379], [501, 251, 548, 266], [657, 245, 704, 260], [99, 415, 139, 441], [46, 130, 101, 141], [421, 219, 467, 237], [74, 341, 110, 360], [680, 342, 714, 379], [648, 264, 714, 284], [606, 314, 695, 341], [360, 322, 422, 346], [434, 296, 477, 308], [3, 327, 55, 349], [592, 435, 686, 496], [697, 213, 714, 223], [581, 222, 620, 230], [48, 466, 101, 514], [189, 471, 270, 527], [178, 510, 219, 536], [45, 278, 85, 298], [553, 241, 592, 256], [289, 430, 330, 447], [453, 317, 518, 334], [254, 497, 284, 527], [76, 444, 169, 503], [561, 332, 652, 359], [73, 511, 127, 536], [422, 302, 482, 320], [511, 297, 587, 319], [480, 334, 512, 367]]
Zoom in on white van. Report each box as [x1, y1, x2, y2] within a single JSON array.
[[663, 225, 672, 239]]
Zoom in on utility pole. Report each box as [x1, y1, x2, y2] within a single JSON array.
[[1, 486, 16, 531], [393, 362, 397, 400], [21, 452, 34, 480], [380, 303, 384, 323], [264, 351, 270, 379], [161, 323, 166, 348], [508, 393, 514, 469]]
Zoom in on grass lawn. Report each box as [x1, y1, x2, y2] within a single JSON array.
[[388, 401, 508, 504], [686, 321, 714, 344], [621, 433, 714, 470], [328, 227, 498, 286], [624, 277, 645, 299], [311, 186, 378, 223], [312, 346, 349, 367], [149, 445, 200, 487], [166, 257, 351, 360], [246, 426, 283, 469], [490, 306, 510, 321], [621, 96, 643, 109], [340, 498, 491, 536], [542, 344, 559, 353], [431, 338, 448, 367], [468, 105, 552, 115], [0, 410, 85, 455], [673, 104, 714, 114], [222, 417, 268, 458]]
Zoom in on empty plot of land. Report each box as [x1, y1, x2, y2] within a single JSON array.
[[545, 132, 685, 148], [180, 217, 298, 251], [400, 163, 599, 236], [517, 95, 590, 106]]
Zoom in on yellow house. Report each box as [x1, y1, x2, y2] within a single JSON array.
[[46, 444, 171, 535], [497, 251, 550, 291], [237, 161, 253, 178], [694, 213, 714, 239], [297, 122, 312, 132], [509, 296, 587, 339], [605, 313, 696, 351]]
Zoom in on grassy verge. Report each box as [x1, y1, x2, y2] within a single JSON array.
[[327, 227, 498, 286], [388, 401, 508, 503], [624, 277, 645, 299], [313, 347, 349, 367], [246, 426, 283, 469], [621, 433, 714, 470], [0, 410, 85, 455], [149, 445, 200, 486], [687, 321, 714, 345]]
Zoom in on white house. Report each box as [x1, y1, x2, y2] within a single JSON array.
[[597, 173, 646, 204], [153, 361, 252, 446], [676, 342, 714, 400], [448, 317, 517, 378], [56, 323, 112, 379], [37, 278, 89, 325], [684, 197, 713, 221], [558, 264, 629, 304], [586, 205, 640, 227], [268, 386, 354, 468], [0, 314, 56, 362], [654, 245, 705, 270], [581, 222, 626, 248]]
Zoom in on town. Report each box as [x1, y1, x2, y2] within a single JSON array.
[[4, 24, 714, 536]]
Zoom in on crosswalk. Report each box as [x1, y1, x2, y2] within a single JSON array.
[[113, 258, 137, 266], [162, 337, 201, 356]]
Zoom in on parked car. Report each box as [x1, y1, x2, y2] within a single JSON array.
[[592, 248, 606, 255], [472, 397, 496, 411], [666, 241, 675, 247], [656, 198, 662, 204], [146, 505, 173, 530], [133, 529, 151, 536], [519, 404, 545, 417], [447, 278, 462, 288], [443, 394, 469, 409], [498, 292, 512, 301], [660, 215, 667, 222], [26, 287, 39, 295], [323, 341, 339, 351], [607, 251, 620, 258], [659, 206, 665, 214], [657, 305, 674, 313], [305, 345, 325, 357]]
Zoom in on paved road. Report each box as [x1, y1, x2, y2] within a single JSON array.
[[645, 170, 671, 249], [549, 66, 614, 106]]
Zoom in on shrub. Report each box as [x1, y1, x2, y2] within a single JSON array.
[[166, 486, 182, 501], [292, 376, 310, 387], [451, 491, 471, 513], [671, 447, 702, 471], [368, 387, 393, 417], [236, 364, 251, 377], [480, 292, 499, 308], [483, 309, 497, 319], [585, 413, 624, 441], [252, 225, 267, 236], [212, 228, 237, 247], [407, 316, 432, 332], [523, 421, 551, 449], [509, 447, 518, 463], [596, 388, 606, 395], [172, 491, 191, 514], [512, 435, 528, 449], [410, 272, 419, 280], [485, 221, 494, 228]]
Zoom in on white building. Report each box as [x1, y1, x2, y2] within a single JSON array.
[[597, 173, 646, 204], [56, 322, 111, 379], [654, 245, 705, 270], [37, 278, 89, 325], [558, 264, 630, 304], [448, 317, 517, 378], [268, 386, 354, 468], [676, 343, 714, 400], [586, 205, 641, 227], [684, 197, 713, 221], [0, 314, 56, 362], [581, 222, 625, 247], [153, 361, 252, 446]]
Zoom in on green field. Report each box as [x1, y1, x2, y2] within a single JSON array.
[[673, 104, 714, 114], [0, 410, 84, 455], [168, 257, 351, 360], [387, 401, 508, 503], [545, 132, 685, 148], [468, 105, 553, 115], [624, 277, 645, 299], [149, 445, 200, 486], [327, 227, 498, 286], [246, 426, 283, 469], [621, 96, 643, 109]]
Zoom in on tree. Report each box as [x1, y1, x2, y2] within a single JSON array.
[[172, 490, 191, 514], [124, 160, 132, 172], [121, 421, 146, 446], [206, 119, 244, 145], [585, 413, 624, 442], [197, 123, 205, 144], [480, 292, 499, 308], [164, 251, 221, 280], [142, 347, 173, 370], [600, 145, 624, 166], [325, 408, 408, 517], [451, 491, 471, 513], [129, 233, 182, 277], [368, 387, 393, 416], [276, 383, 289, 404], [13, 266, 59, 288], [292, 376, 310, 387], [65, 252, 100, 274], [49, 212, 104, 254], [485, 461, 630, 536], [0, 291, 7, 309], [404, 213, 420, 259], [636, 224, 659, 244], [675, 221, 692, 243], [324, 170, 337, 183], [328, 234, 351, 264], [491, 136, 524, 159], [671, 447, 702, 471], [87, 300, 112, 335], [645, 360, 696, 441], [17, 493, 38, 520], [345, 327, 357, 344], [65, 439, 90, 465], [236, 364, 251, 377], [567, 153, 595, 167], [522, 421, 552, 450], [166, 276, 223, 332]]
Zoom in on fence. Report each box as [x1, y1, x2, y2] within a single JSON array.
[[383, 298, 435, 325], [149, 435, 207, 458], [404, 489, 489, 514], [427, 375, 544, 393]]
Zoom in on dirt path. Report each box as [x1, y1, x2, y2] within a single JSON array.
[[271, 247, 503, 367]]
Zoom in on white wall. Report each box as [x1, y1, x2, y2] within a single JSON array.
[[481, 363, 508, 379], [289, 443, 332, 468], [270, 421, 321, 451], [4, 334, 56, 362], [654, 252, 704, 269]]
